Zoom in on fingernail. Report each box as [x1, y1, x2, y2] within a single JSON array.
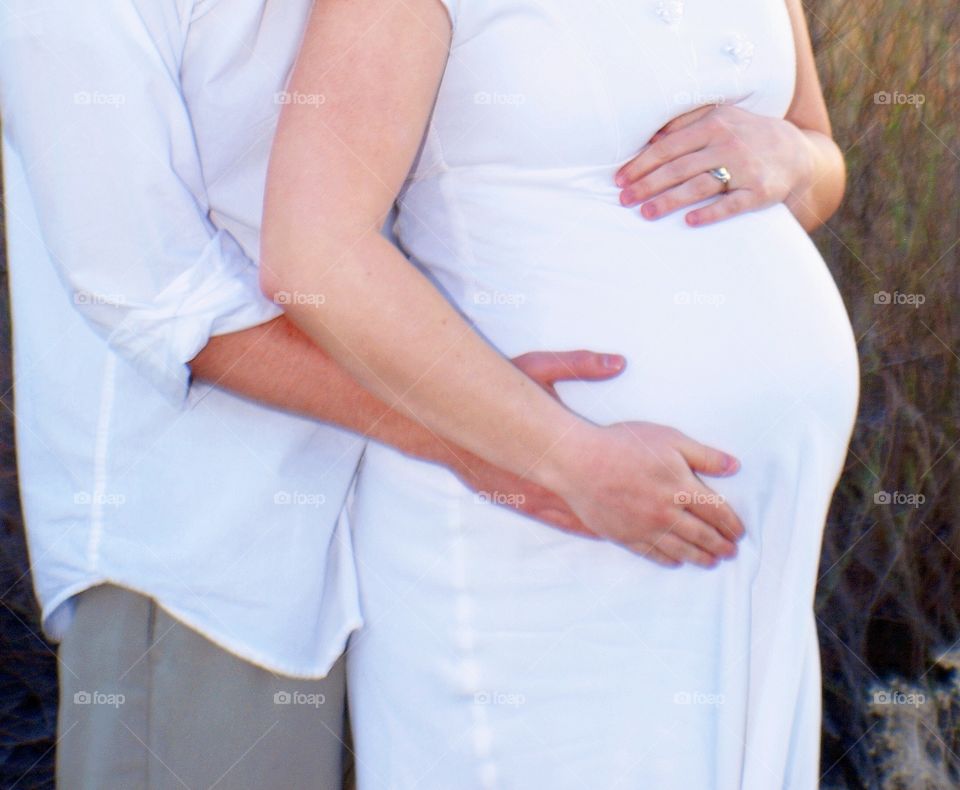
[[602, 354, 624, 370], [724, 455, 740, 473], [642, 203, 658, 219], [615, 173, 626, 187]]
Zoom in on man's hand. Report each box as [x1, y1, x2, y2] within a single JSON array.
[[191, 322, 624, 542], [193, 319, 744, 567], [443, 350, 626, 539]]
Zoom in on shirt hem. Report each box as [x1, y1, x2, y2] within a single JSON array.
[[41, 577, 361, 680]]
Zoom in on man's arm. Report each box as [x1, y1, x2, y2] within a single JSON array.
[[189, 314, 626, 536], [0, 1, 281, 404], [0, 1, 618, 535]]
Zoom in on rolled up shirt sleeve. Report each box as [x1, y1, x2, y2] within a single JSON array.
[[0, 0, 282, 404]]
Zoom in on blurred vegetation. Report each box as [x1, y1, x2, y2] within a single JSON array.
[[0, 1, 958, 788], [809, 0, 960, 786], [0, 152, 58, 788]]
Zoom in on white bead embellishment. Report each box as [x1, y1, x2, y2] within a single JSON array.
[[655, 0, 685, 27], [724, 32, 755, 70]]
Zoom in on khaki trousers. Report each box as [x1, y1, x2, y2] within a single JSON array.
[[56, 584, 348, 789]]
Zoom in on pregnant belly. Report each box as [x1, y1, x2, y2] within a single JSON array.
[[415, 190, 860, 469]]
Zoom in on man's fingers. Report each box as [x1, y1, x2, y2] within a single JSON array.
[[650, 533, 719, 569], [675, 433, 740, 477], [673, 509, 737, 558], [512, 350, 626, 386], [685, 481, 745, 541], [521, 505, 583, 535], [512, 491, 598, 538], [636, 544, 681, 568]]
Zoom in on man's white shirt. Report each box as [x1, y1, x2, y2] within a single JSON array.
[[0, 0, 368, 676]]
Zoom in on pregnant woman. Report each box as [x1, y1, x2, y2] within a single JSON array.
[[263, 0, 859, 786]]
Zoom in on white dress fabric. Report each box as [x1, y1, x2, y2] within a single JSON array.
[[346, 1, 860, 787]]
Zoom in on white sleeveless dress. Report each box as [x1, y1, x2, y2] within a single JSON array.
[[345, 1, 859, 788]]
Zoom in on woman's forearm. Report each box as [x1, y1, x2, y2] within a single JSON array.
[[786, 128, 846, 232], [258, 0, 587, 493], [261, 228, 585, 493]]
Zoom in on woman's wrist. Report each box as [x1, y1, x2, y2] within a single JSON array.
[[527, 416, 600, 497], [786, 123, 817, 199], [784, 127, 845, 230]]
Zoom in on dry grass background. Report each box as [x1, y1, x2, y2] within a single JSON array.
[[0, 154, 59, 788], [0, 1, 958, 787], [808, 0, 960, 786]]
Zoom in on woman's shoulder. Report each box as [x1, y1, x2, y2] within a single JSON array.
[[436, 0, 459, 26]]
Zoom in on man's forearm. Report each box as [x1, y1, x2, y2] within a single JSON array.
[[190, 316, 625, 537], [189, 314, 463, 468]]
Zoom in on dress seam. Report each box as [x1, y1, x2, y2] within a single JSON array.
[[449, 490, 500, 787]]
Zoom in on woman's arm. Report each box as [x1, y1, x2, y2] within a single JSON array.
[[779, 0, 846, 230], [260, 0, 583, 489], [261, 0, 745, 566], [190, 315, 626, 536], [614, 0, 845, 232]]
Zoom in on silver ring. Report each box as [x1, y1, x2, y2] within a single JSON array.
[[708, 166, 732, 193]]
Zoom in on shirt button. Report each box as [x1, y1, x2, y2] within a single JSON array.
[[655, 0, 685, 27], [724, 32, 755, 69]]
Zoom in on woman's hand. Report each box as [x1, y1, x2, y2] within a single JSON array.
[[614, 104, 814, 228], [447, 351, 746, 568], [551, 421, 745, 568], [447, 350, 626, 539]]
